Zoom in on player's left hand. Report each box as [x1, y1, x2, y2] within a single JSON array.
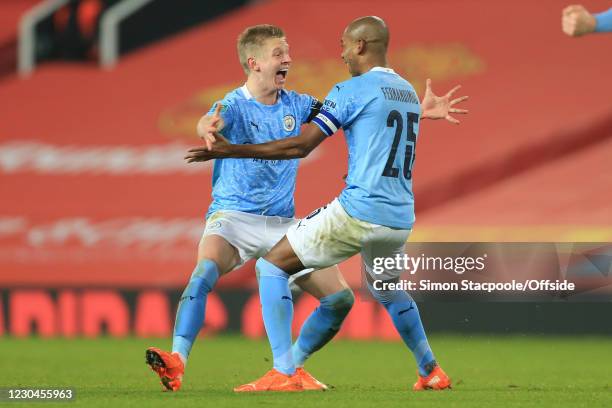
[[185, 131, 231, 163], [420, 78, 469, 124]]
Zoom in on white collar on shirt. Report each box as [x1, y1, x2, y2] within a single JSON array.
[[240, 84, 282, 100], [240, 84, 254, 99], [370, 66, 396, 74]]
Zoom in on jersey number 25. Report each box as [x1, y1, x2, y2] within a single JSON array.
[[381, 110, 418, 180]]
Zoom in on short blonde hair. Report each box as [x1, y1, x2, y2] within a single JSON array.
[[237, 24, 285, 74]]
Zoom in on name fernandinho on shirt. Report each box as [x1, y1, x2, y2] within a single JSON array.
[[380, 87, 419, 104]]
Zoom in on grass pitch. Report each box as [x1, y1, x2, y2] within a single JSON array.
[[3, 335, 612, 407]]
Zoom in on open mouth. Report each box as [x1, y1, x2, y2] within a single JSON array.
[[276, 68, 288, 80]]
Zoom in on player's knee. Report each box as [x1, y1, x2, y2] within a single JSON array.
[[256, 257, 289, 278], [321, 288, 354, 317], [182, 259, 219, 298], [367, 282, 412, 305]]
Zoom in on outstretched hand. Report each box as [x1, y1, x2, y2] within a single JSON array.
[[185, 130, 230, 163], [420, 78, 469, 125]]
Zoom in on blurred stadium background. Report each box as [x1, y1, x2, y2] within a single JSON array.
[[1, 0, 611, 343]]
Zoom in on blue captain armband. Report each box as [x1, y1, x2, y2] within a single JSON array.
[[312, 110, 341, 136]]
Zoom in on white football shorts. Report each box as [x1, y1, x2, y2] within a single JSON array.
[[202, 210, 313, 275], [286, 198, 412, 279]]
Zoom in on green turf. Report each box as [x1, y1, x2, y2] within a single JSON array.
[[2, 335, 612, 407]]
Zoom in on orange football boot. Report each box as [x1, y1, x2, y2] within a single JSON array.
[[145, 347, 185, 391], [413, 365, 451, 390], [296, 368, 328, 391], [234, 369, 303, 392]]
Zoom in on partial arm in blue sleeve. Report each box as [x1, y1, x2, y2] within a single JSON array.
[[595, 8, 612, 32]]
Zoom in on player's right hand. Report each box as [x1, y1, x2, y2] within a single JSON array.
[[185, 131, 231, 163], [197, 103, 223, 150], [562, 5, 597, 37]]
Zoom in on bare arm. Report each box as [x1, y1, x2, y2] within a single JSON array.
[[185, 122, 328, 162]]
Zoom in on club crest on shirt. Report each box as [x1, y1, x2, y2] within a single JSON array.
[[283, 114, 296, 131]]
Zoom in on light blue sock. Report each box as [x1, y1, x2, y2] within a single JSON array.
[[292, 288, 354, 367], [368, 284, 436, 376], [172, 259, 219, 360], [256, 258, 295, 375]]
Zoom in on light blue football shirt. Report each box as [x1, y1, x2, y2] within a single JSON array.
[[206, 85, 316, 218], [595, 8, 612, 32], [312, 67, 421, 229]]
